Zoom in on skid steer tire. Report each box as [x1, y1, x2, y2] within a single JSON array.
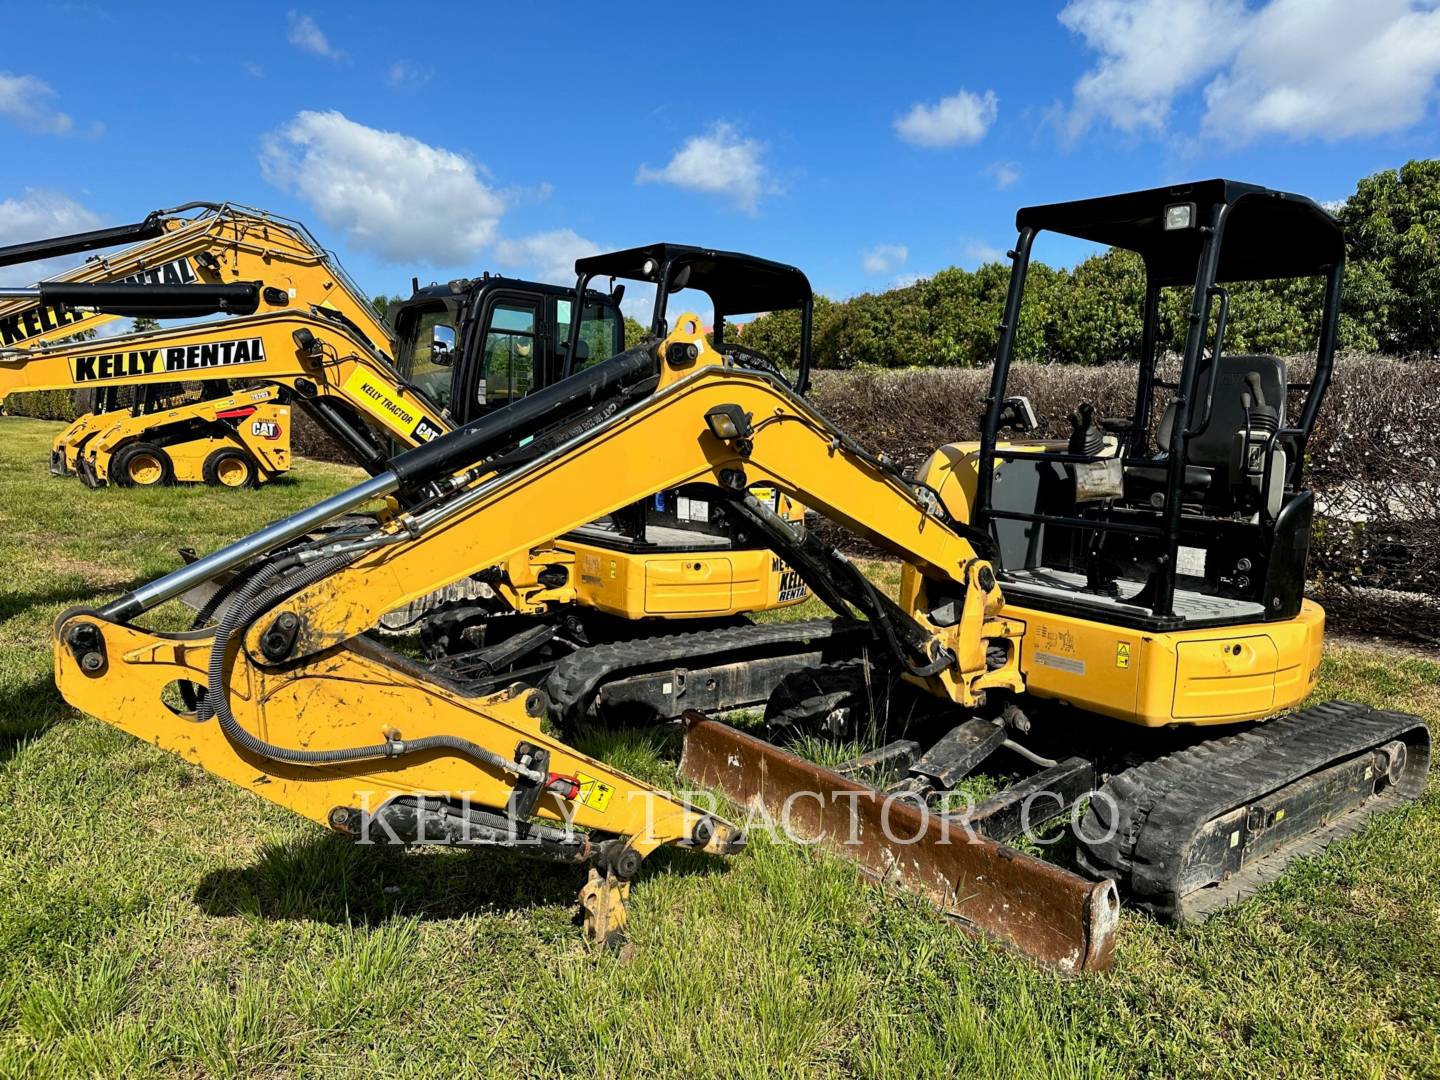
[[203, 447, 259, 489], [111, 442, 173, 488]]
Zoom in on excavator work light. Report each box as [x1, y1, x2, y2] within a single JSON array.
[[1164, 202, 1196, 230], [291, 327, 322, 356], [705, 404, 752, 441]]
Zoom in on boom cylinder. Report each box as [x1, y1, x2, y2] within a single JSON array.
[[97, 472, 399, 623], [0, 282, 262, 317], [388, 342, 657, 488], [98, 343, 657, 623]]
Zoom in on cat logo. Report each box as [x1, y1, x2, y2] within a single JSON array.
[[250, 419, 282, 440]]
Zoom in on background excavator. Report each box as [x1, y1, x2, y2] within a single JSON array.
[[51, 180, 1428, 970], [0, 202, 400, 487], [0, 204, 810, 655]]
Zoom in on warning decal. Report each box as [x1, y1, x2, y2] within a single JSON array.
[[1115, 641, 1132, 669], [573, 771, 614, 812]]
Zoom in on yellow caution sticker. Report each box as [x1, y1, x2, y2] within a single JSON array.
[[574, 771, 614, 812], [341, 369, 443, 443], [1115, 641, 1132, 669]]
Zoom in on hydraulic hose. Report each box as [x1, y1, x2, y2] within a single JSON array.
[[199, 554, 544, 784]]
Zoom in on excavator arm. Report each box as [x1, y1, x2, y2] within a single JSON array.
[[237, 318, 1023, 707], [0, 202, 390, 351], [0, 203, 444, 476], [53, 318, 1121, 966], [0, 308, 445, 467]]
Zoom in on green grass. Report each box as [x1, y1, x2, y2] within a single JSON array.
[[2, 414, 1439, 1078]]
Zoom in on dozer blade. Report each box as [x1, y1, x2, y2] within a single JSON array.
[[678, 714, 1118, 974]]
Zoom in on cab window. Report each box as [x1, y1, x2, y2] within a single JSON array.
[[557, 298, 622, 373], [396, 304, 458, 412], [482, 302, 538, 406]]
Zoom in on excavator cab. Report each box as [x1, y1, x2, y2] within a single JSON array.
[[568, 243, 814, 391], [385, 254, 811, 654], [557, 243, 815, 572], [389, 277, 624, 420], [952, 180, 1344, 724]]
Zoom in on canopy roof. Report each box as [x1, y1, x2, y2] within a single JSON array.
[[1016, 179, 1344, 286], [574, 243, 812, 317]]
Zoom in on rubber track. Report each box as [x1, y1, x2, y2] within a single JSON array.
[[544, 618, 866, 726], [1077, 700, 1430, 921]]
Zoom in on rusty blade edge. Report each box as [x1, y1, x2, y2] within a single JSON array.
[[678, 714, 1118, 974]]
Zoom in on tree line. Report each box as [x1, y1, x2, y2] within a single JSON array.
[[738, 159, 1440, 367]]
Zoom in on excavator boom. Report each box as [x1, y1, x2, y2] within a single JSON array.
[[0, 309, 445, 461], [0, 201, 389, 351]]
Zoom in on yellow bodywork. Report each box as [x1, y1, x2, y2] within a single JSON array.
[[53, 625, 725, 858], [910, 439, 1323, 726]]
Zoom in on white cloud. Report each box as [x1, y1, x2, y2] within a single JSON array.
[[0, 189, 102, 285], [1059, 0, 1246, 138], [287, 12, 343, 60], [1203, 0, 1440, 142], [636, 122, 776, 213], [894, 89, 998, 148], [1059, 0, 1440, 144], [259, 110, 506, 266], [862, 243, 908, 274], [962, 240, 1006, 267], [986, 161, 1021, 189], [387, 60, 433, 89], [0, 73, 73, 135], [493, 229, 600, 286]]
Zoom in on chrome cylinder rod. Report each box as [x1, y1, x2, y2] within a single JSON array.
[[97, 472, 399, 623]]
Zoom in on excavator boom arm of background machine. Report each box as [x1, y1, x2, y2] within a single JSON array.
[[0, 202, 390, 353]]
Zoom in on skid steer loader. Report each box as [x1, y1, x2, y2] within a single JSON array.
[[55, 381, 291, 488], [54, 179, 1427, 969]]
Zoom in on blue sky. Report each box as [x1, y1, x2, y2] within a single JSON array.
[[2, 0, 1438, 315]]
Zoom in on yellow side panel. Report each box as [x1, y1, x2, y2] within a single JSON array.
[[1010, 599, 1325, 728], [564, 539, 788, 620], [1172, 635, 1278, 719], [644, 557, 735, 615]]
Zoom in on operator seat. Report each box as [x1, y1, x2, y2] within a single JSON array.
[[1126, 354, 1287, 511]]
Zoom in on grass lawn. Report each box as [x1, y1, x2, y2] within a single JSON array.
[[2, 414, 1438, 1079]]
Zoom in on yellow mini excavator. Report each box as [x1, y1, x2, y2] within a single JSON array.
[[54, 180, 1429, 969]]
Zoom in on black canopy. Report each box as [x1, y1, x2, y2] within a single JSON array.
[[574, 243, 812, 317], [1016, 179, 1344, 286]]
